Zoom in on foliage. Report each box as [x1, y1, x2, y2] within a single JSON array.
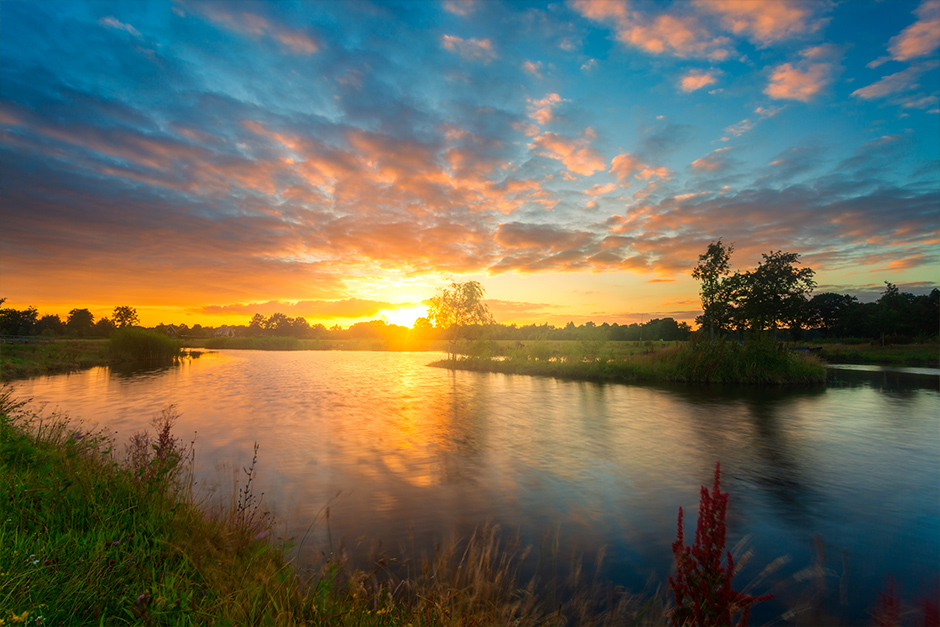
[[109, 328, 182, 363], [0, 305, 38, 336], [669, 463, 772, 627], [692, 240, 736, 339], [735, 251, 816, 334], [66, 308, 96, 337], [0, 340, 110, 381], [427, 280, 494, 359], [111, 305, 139, 329]]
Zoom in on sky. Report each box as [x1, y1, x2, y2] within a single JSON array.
[[1, 0, 938, 329]]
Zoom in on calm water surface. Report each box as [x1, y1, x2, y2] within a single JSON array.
[[11, 351, 940, 622]]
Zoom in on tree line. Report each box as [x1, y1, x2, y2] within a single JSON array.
[[692, 241, 939, 341], [0, 301, 139, 338]]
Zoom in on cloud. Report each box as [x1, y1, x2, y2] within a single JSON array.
[[679, 69, 718, 92], [888, 0, 940, 62], [609, 152, 672, 183], [441, 35, 497, 63], [696, 0, 827, 45], [201, 298, 395, 320], [690, 147, 732, 172], [581, 58, 598, 71], [765, 46, 839, 102], [851, 62, 936, 100], [721, 106, 782, 141], [522, 60, 543, 77], [495, 222, 594, 251], [527, 93, 565, 125], [530, 131, 606, 176], [571, 0, 732, 60], [189, 3, 319, 54], [98, 16, 142, 38], [443, 0, 478, 16], [585, 183, 618, 196]]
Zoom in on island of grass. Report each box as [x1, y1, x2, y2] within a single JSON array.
[[1, 329, 183, 381], [431, 337, 829, 385]]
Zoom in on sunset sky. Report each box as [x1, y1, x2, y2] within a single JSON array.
[[1, 0, 938, 329]]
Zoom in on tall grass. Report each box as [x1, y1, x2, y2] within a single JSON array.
[[109, 328, 182, 364]]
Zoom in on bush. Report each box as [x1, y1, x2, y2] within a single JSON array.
[[109, 328, 181, 363]]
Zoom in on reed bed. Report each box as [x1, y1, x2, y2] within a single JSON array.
[[109, 328, 182, 364]]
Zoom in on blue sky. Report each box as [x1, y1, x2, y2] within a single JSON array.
[[1, 0, 938, 327]]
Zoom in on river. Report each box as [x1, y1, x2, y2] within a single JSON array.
[[8, 351, 939, 623]]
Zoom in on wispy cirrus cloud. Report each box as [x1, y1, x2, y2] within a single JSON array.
[[98, 16, 141, 38], [186, 2, 320, 54], [887, 0, 940, 62]]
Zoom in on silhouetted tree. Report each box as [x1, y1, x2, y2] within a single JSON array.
[[692, 240, 736, 340], [67, 308, 95, 337], [733, 251, 816, 337], [112, 305, 139, 329], [0, 305, 38, 335]]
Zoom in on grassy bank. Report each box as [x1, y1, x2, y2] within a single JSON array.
[[817, 341, 939, 367], [0, 391, 666, 626], [0, 340, 111, 381], [433, 338, 827, 385]]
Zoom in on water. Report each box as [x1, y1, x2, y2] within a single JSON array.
[[9, 351, 940, 622]]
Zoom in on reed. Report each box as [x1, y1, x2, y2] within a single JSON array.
[[109, 328, 182, 364]]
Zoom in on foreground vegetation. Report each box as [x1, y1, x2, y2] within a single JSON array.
[[4, 393, 934, 626], [1, 391, 676, 626]]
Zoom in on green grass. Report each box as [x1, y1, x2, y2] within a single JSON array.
[[0, 389, 668, 626], [434, 338, 827, 385], [816, 342, 939, 367]]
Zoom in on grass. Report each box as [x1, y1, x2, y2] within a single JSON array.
[[816, 342, 939, 367], [0, 389, 669, 626], [434, 337, 828, 385]]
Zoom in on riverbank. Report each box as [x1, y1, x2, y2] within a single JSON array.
[[0, 339, 111, 380], [433, 339, 828, 385], [0, 392, 666, 626]]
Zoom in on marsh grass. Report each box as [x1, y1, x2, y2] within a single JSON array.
[[109, 328, 182, 364]]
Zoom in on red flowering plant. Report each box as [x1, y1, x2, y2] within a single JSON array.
[[669, 462, 772, 627]]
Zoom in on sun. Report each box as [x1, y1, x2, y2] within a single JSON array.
[[381, 305, 429, 328]]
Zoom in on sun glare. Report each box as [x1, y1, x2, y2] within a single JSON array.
[[381, 305, 428, 328]]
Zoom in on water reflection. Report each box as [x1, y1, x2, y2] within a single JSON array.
[[8, 352, 939, 624]]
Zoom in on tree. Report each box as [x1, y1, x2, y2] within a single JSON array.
[[807, 293, 858, 338], [692, 240, 736, 340], [248, 313, 265, 337], [265, 312, 291, 336], [0, 305, 38, 335], [427, 280, 494, 359], [112, 305, 139, 329], [735, 251, 816, 337], [95, 317, 116, 337], [67, 308, 95, 337]]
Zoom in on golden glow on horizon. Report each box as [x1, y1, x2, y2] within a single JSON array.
[[380, 305, 429, 328]]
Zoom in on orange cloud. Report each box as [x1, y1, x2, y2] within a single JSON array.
[[679, 69, 717, 92], [572, 0, 732, 60], [609, 153, 671, 183], [530, 132, 605, 176], [528, 93, 564, 124], [696, 0, 826, 45], [888, 0, 940, 61], [765, 47, 837, 102]]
